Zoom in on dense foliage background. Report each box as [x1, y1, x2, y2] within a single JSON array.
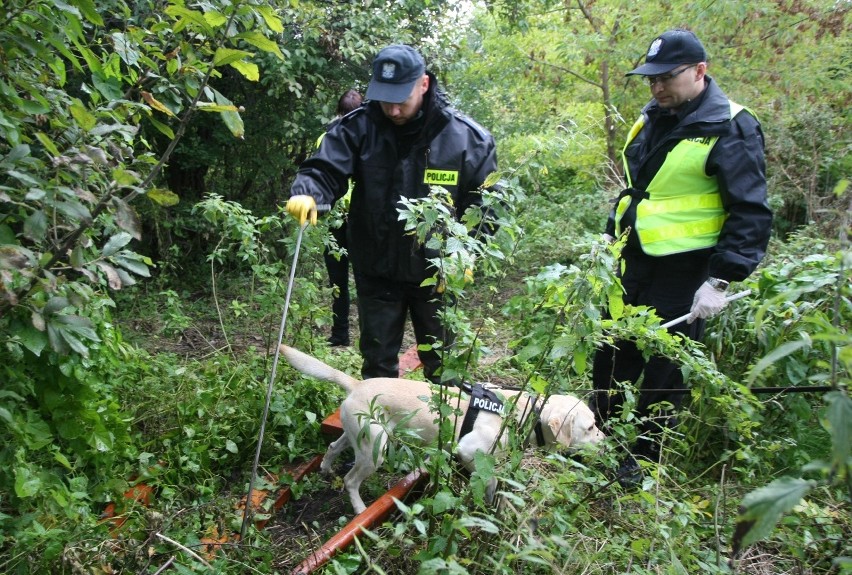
[[0, 0, 849, 573]]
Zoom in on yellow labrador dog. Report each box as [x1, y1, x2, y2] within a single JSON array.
[[280, 345, 604, 514]]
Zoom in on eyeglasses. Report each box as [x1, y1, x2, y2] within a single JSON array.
[[646, 65, 695, 87]]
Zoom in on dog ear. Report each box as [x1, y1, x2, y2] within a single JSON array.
[[548, 413, 573, 445]]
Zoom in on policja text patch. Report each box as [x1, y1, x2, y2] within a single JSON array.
[[424, 169, 459, 186], [458, 383, 505, 439]]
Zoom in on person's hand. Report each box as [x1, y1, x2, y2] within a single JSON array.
[[436, 261, 474, 294], [602, 233, 615, 244], [687, 282, 728, 323], [286, 195, 317, 225]]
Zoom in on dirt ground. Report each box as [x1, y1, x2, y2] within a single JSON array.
[[265, 463, 419, 572]]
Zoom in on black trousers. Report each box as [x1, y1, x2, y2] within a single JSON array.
[[354, 272, 452, 384], [323, 223, 350, 343], [591, 249, 709, 460]]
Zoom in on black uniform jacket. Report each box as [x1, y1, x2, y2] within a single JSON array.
[[607, 76, 772, 282], [291, 75, 498, 284]]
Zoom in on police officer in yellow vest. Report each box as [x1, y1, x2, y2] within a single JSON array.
[[592, 29, 772, 486], [319, 89, 363, 347]]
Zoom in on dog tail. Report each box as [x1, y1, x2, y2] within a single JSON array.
[[278, 345, 359, 392]]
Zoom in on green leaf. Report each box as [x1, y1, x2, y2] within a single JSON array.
[[69, 98, 96, 131], [481, 171, 501, 189], [111, 198, 142, 239], [110, 32, 139, 66], [213, 48, 254, 67], [18, 323, 48, 356], [228, 60, 259, 82], [196, 103, 240, 113], [747, 340, 810, 385], [114, 267, 136, 287], [203, 11, 228, 27], [458, 516, 499, 534], [92, 73, 123, 100], [56, 199, 92, 224], [0, 144, 31, 166], [9, 169, 41, 187], [102, 232, 133, 256], [147, 188, 180, 207], [210, 88, 245, 138], [236, 31, 285, 60], [573, 347, 587, 373], [516, 343, 543, 363], [70, 0, 104, 25], [733, 477, 816, 552], [53, 450, 73, 471], [23, 210, 48, 241], [608, 283, 624, 320], [44, 296, 70, 315], [255, 5, 284, 33], [164, 5, 213, 35], [35, 132, 61, 157], [147, 115, 175, 139], [431, 491, 459, 514], [824, 391, 852, 469], [113, 254, 151, 277], [14, 467, 42, 498]]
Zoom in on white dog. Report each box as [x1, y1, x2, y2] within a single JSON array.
[[280, 345, 604, 514]]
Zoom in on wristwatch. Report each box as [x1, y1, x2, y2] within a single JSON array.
[[707, 277, 730, 291]]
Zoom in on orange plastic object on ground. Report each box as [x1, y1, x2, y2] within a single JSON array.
[[320, 408, 344, 438], [398, 345, 423, 376], [291, 468, 428, 575], [236, 456, 324, 530]]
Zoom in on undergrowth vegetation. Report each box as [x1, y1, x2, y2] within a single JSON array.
[[2, 115, 849, 575], [1, 0, 849, 573]]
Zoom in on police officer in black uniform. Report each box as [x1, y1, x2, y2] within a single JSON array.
[[287, 45, 499, 384]]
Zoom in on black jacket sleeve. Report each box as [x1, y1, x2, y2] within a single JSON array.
[[706, 112, 772, 281], [289, 117, 359, 206]]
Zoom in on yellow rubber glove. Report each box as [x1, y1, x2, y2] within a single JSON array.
[[436, 268, 473, 294], [464, 268, 474, 285], [286, 195, 317, 226]]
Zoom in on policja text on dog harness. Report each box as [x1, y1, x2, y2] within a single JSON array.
[[459, 384, 547, 446], [459, 383, 504, 439]]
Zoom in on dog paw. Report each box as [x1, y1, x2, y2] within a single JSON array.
[[484, 477, 498, 505]]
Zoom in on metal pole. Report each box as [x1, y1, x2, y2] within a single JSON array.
[[241, 221, 309, 539]]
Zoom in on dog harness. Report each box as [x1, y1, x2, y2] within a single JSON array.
[[525, 395, 546, 447], [459, 383, 504, 438], [458, 384, 546, 446]]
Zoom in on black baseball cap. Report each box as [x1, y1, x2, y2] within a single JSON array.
[[366, 45, 426, 103], [626, 29, 707, 76]]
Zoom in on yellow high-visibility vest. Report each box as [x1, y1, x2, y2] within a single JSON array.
[[615, 102, 749, 256], [316, 130, 353, 209]]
